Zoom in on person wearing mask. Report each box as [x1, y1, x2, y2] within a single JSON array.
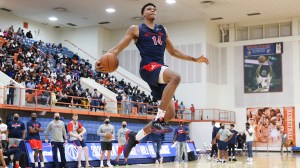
[[6, 80, 15, 105], [178, 102, 185, 119], [216, 125, 233, 163], [68, 114, 93, 168], [190, 104, 195, 120], [245, 123, 254, 162], [116, 93, 123, 114], [207, 121, 219, 161], [115, 121, 129, 166], [97, 118, 114, 168], [90, 89, 99, 112], [45, 113, 67, 168], [228, 124, 238, 161], [173, 120, 189, 164], [27, 113, 44, 168], [174, 100, 179, 119], [281, 130, 288, 154], [0, 117, 8, 150], [7, 113, 25, 148]]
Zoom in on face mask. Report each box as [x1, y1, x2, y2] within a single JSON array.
[[14, 117, 19, 121], [105, 121, 109, 124], [55, 116, 60, 120], [31, 117, 36, 121], [122, 125, 126, 128]]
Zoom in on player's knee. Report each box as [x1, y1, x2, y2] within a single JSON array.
[[172, 74, 181, 85]]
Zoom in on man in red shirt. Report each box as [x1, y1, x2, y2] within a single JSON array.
[[174, 100, 179, 119], [190, 104, 195, 120]]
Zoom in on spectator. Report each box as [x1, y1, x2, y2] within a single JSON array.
[[146, 132, 164, 164], [228, 124, 238, 161], [245, 123, 254, 162], [6, 80, 15, 105], [174, 100, 179, 119], [173, 120, 189, 164], [207, 121, 219, 161], [45, 113, 67, 168], [179, 101, 185, 119], [122, 93, 131, 115], [7, 113, 25, 148], [90, 89, 99, 112], [190, 104, 195, 120], [26, 31, 33, 38], [116, 121, 129, 166], [116, 93, 122, 114], [281, 131, 288, 154], [0, 117, 8, 150], [26, 113, 44, 168]]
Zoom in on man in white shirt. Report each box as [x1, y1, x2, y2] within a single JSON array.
[[0, 118, 8, 149], [245, 123, 254, 162]]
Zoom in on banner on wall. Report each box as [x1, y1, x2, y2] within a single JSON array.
[[246, 107, 295, 147], [25, 142, 196, 163], [244, 42, 283, 93]]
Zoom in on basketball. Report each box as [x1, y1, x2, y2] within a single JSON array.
[[258, 55, 266, 63], [98, 53, 119, 73], [105, 132, 113, 140], [77, 128, 83, 134]]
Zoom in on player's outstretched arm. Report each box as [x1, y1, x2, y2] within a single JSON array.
[[256, 63, 263, 78], [165, 28, 209, 64], [267, 57, 273, 76]]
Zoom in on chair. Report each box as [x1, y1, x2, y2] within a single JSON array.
[[203, 143, 211, 157], [196, 148, 201, 160]]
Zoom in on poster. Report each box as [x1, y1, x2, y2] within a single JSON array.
[[246, 107, 295, 147], [244, 42, 283, 93]]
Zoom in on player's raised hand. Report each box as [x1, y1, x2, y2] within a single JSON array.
[[195, 55, 209, 64]]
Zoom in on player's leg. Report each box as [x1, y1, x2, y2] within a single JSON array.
[[37, 140, 44, 168], [106, 142, 113, 167]]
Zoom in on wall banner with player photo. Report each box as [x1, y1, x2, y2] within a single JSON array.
[[246, 107, 295, 147], [244, 42, 283, 93]]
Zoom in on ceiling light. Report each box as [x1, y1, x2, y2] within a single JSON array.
[[99, 21, 111, 24], [201, 1, 215, 5], [210, 17, 223, 20], [53, 7, 67, 12], [105, 8, 116, 13], [166, 0, 176, 4], [48, 17, 58, 21]]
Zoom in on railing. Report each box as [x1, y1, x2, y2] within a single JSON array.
[[0, 86, 235, 123]]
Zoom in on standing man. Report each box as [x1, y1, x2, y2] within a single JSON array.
[[245, 123, 254, 162], [174, 100, 179, 119], [27, 113, 44, 168], [148, 132, 164, 164], [173, 120, 189, 164], [97, 117, 114, 168], [95, 2, 209, 161], [178, 102, 185, 119], [190, 104, 195, 120], [7, 113, 25, 148], [228, 124, 238, 161], [116, 121, 129, 166], [45, 113, 67, 168], [68, 114, 93, 168], [6, 80, 15, 105], [281, 131, 288, 154], [207, 121, 219, 161], [216, 125, 233, 163], [0, 117, 8, 150]]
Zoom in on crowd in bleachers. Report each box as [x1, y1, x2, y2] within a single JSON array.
[[0, 25, 171, 115]]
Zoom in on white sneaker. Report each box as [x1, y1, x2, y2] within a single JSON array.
[[155, 160, 159, 164], [107, 162, 114, 168], [207, 156, 212, 161], [100, 164, 104, 168], [175, 161, 180, 164], [247, 157, 250, 162], [160, 157, 163, 164], [249, 158, 253, 162]]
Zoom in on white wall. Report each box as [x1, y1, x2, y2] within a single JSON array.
[[0, 12, 59, 43]]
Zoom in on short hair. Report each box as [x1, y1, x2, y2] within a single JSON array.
[[141, 3, 156, 15], [230, 124, 235, 127], [73, 114, 78, 116], [246, 123, 250, 126]]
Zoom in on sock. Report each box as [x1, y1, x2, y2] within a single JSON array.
[[135, 129, 147, 141], [41, 162, 45, 167], [155, 108, 166, 120], [100, 160, 103, 165], [35, 162, 38, 167]]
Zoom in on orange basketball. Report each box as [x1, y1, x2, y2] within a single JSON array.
[[77, 128, 83, 134], [98, 53, 119, 73], [105, 132, 113, 140], [258, 55, 266, 63]]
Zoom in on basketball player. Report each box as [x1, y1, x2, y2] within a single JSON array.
[[97, 117, 114, 168], [116, 121, 129, 166], [95, 3, 209, 162], [254, 56, 273, 92], [216, 125, 233, 163], [27, 113, 44, 168], [67, 114, 93, 168]]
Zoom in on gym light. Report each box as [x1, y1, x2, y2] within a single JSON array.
[[106, 8, 116, 13], [48, 17, 58, 21], [166, 0, 176, 4]]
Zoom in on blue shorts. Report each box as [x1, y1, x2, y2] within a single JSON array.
[[218, 141, 228, 150], [140, 62, 167, 101], [72, 140, 86, 147]]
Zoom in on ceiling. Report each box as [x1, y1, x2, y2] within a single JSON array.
[[1, 0, 300, 30]]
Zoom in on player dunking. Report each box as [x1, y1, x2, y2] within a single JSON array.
[[95, 3, 209, 163]]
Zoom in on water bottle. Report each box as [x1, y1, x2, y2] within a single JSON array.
[[9, 162, 13, 168]]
